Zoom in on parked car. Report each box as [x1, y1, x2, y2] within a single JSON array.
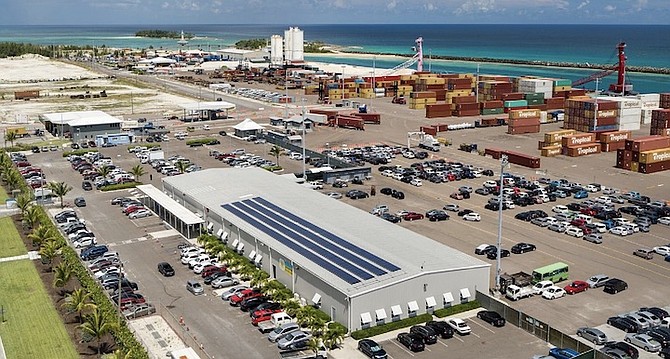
[[402, 212, 424, 221], [603, 278, 628, 294], [564, 280, 589, 295], [603, 341, 639, 359], [425, 320, 454, 339], [625, 333, 661, 352], [486, 248, 510, 260], [358, 338, 388, 359], [576, 327, 608, 345], [607, 316, 639, 333], [586, 274, 610, 288], [583, 233, 603, 244], [477, 310, 505, 327], [447, 318, 471, 335], [409, 325, 438, 345], [186, 280, 204, 295], [426, 209, 449, 221], [463, 212, 481, 222], [541, 286, 566, 300], [475, 244, 496, 255], [211, 276, 239, 289], [157, 262, 174, 277], [511, 242, 536, 254], [396, 333, 425, 352], [548, 347, 579, 359], [633, 248, 654, 260], [74, 197, 87, 207], [122, 303, 156, 319], [277, 331, 311, 350]]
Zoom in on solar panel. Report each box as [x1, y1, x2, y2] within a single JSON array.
[[222, 203, 361, 284], [232, 200, 374, 280], [254, 197, 401, 272], [242, 199, 385, 276]]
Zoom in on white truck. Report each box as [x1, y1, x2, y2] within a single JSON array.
[[258, 312, 295, 333], [505, 284, 534, 301], [418, 134, 440, 152]]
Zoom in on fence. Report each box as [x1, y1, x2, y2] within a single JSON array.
[[261, 132, 354, 169], [475, 291, 597, 359], [156, 302, 214, 359]]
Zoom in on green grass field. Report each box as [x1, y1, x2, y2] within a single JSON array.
[[0, 216, 27, 258], [0, 260, 78, 359], [0, 186, 8, 204]]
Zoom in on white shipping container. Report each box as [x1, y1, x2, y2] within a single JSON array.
[[540, 111, 548, 123], [637, 93, 660, 102], [619, 122, 641, 131], [619, 108, 642, 116], [641, 101, 660, 109], [618, 114, 641, 124]]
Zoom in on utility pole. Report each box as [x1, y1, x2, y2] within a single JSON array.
[[495, 155, 509, 294]]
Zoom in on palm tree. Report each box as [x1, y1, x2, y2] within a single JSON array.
[[24, 205, 42, 230], [53, 263, 73, 296], [79, 308, 113, 355], [5, 131, 18, 148], [39, 239, 60, 270], [15, 194, 33, 219], [48, 181, 72, 208], [63, 288, 97, 323], [281, 299, 302, 317], [250, 270, 270, 289], [96, 165, 112, 178], [295, 305, 319, 328], [4, 170, 22, 190], [28, 224, 56, 248], [306, 337, 323, 355], [322, 323, 346, 350], [130, 164, 146, 183], [109, 348, 134, 359], [175, 160, 189, 174], [268, 145, 285, 166], [237, 263, 256, 281]]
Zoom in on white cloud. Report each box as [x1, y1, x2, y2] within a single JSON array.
[[424, 2, 435, 11], [634, 0, 648, 11], [331, 0, 348, 9], [576, 0, 589, 10], [454, 0, 496, 14], [604, 4, 616, 11], [387, 0, 397, 10]]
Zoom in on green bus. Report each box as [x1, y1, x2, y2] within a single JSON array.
[[531, 262, 569, 284]]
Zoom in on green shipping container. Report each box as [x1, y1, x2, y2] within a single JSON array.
[[504, 100, 528, 108], [553, 79, 571, 87], [481, 108, 504, 115], [527, 99, 544, 105], [524, 93, 545, 101]]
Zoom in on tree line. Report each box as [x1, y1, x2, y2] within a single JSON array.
[[135, 30, 194, 39]]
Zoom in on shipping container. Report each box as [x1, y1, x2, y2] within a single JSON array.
[[507, 125, 540, 134], [597, 130, 632, 143], [541, 146, 562, 157], [625, 136, 670, 152], [561, 133, 596, 147], [508, 118, 541, 127], [544, 129, 577, 143], [485, 148, 502, 159], [502, 151, 541, 168], [638, 148, 670, 164], [639, 160, 670, 174], [601, 142, 625, 152], [509, 108, 541, 120], [564, 143, 601, 157]]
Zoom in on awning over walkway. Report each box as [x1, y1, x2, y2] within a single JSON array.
[[136, 184, 204, 224]]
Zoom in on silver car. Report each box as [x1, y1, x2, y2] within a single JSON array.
[[624, 313, 650, 329], [583, 233, 603, 244], [268, 322, 300, 342], [221, 286, 249, 301], [576, 327, 608, 344], [586, 274, 609, 288], [624, 333, 661, 352], [636, 311, 661, 326], [277, 330, 311, 350], [211, 277, 240, 289]]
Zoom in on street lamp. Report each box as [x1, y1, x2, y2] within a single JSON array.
[[341, 65, 345, 103], [301, 98, 307, 180], [495, 155, 509, 294]]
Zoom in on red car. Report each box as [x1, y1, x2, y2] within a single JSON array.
[[570, 218, 586, 227], [123, 205, 145, 215], [201, 265, 227, 278], [564, 280, 589, 294], [580, 208, 597, 216], [578, 225, 593, 235], [230, 289, 262, 306], [402, 212, 424, 221], [251, 309, 283, 325], [119, 296, 146, 309]]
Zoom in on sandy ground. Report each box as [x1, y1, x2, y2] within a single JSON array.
[[0, 56, 193, 125]]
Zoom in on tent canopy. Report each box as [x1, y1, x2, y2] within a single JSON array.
[[233, 118, 264, 131]]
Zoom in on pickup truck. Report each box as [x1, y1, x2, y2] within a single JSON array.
[[258, 312, 295, 333], [505, 284, 534, 301]]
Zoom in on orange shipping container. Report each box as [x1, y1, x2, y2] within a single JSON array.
[[541, 146, 562, 157], [597, 130, 632, 143], [564, 143, 601, 157], [638, 148, 670, 164], [562, 133, 596, 147], [509, 109, 541, 120]]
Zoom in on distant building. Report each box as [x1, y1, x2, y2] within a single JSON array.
[[40, 110, 126, 145], [284, 27, 304, 62], [270, 35, 284, 66], [216, 48, 268, 62]]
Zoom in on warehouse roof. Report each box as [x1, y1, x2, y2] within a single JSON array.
[[178, 101, 236, 112], [162, 168, 489, 296], [41, 111, 123, 127], [136, 185, 204, 225]]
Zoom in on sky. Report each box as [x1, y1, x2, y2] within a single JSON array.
[[2, 0, 669, 25]]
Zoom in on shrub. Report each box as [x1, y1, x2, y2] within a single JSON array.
[[62, 149, 98, 157], [433, 300, 480, 318], [186, 138, 216, 146], [262, 165, 283, 172], [127, 143, 161, 152], [351, 313, 432, 340], [99, 182, 142, 192]]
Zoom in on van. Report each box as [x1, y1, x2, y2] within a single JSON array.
[[633, 248, 654, 260]]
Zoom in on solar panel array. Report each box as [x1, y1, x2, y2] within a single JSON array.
[[222, 197, 401, 284]]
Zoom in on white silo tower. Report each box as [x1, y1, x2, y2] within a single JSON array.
[[284, 27, 304, 62], [271, 35, 284, 65]]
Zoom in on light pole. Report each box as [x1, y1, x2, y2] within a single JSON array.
[[325, 142, 330, 167], [495, 155, 509, 294], [117, 260, 128, 326], [341, 65, 345, 103], [301, 98, 306, 180]]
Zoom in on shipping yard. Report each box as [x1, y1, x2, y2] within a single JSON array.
[[2, 31, 670, 359]]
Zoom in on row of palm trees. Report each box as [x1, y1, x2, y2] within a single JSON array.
[[1, 152, 138, 358], [196, 234, 347, 351]]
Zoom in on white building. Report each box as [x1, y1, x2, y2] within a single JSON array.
[[270, 35, 284, 66], [284, 27, 304, 62]]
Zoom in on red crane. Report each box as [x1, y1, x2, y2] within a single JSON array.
[[572, 42, 633, 94]]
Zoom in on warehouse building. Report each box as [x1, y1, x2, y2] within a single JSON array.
[[159, 167, 490, 331], [40, 110, 127, 145]]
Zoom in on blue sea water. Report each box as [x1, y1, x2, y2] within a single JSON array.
[[1, 24, 669, 93]]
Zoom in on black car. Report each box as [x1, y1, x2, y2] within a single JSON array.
[[606, 316, 638, 333], [486, 249, 510, 260], [391, 190, 405, 200], [207, 139, 221, 145], [660, 347, 670, 359], [380, 213, 401, 223], [240, 296, 268, 312], [640, 306, 669, 319], [511, 242, 536, 254], [74, 197, 87, 207], [157, 262, 175, 277], [458, 209, 474, 217], [346, 190, 369, 199], [426, 210, 449, 221], [333, 181, 348, 188], [409, 325, 438, 345], [603, 341, 639, 359], [380, 187, 393, 195], [475, 188, 490, 195], [425, 320, 454, 339], [82, 181, 93, 191], [396, 333, 425, 352], [218, 130, 227, 136], [358, 339, 388, 359], [603, 278, 628, 294], [477, 310, 505, 327], [103, 278, 138, 291], [203, 271, 231, 285], [482, 169, 494, 176]]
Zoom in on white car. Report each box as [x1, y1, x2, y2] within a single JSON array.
[[552, 205, 568, 213], [609, 226, 630, 236], [584, 184, 599, 192], [192, 261, 214, 274], [73, 237, 96, 248], [326, 192, 342, 199], [463, 212, 481, 222], [447, 318, 471, 335], [542, 286, 566, 300], [532, 280, 554, 295], [653, 246, 670, 256], [483, 180, 497, 189], [565, 227, 584, 238], [129, 209, 152, 219], [181, 253, 201, 265], [410, 178, 423, 187], [395, 210, 410, 217], [658, 217, 670, 226], [381, 170, 394, 177]]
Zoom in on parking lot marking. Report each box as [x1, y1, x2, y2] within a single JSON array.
[[437, 340, 449, 348], [453, 335, 464, 343], [389, 339, 415, 357], [471, 332, 481, 338], [470, 319, 496, 334]]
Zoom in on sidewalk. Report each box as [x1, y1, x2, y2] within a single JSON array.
[[0, 251, 40, 263], [330, 308, 483, 359], [127, 315, 188, 359]]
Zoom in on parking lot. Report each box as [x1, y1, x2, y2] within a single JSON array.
[[20, 72, 670, 359]]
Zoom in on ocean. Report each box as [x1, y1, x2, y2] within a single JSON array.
[[2, 24, 670, 93]]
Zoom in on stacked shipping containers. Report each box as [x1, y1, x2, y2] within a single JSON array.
[[616, 136, 670, 174], [507, 109, 541, 134], [660, 94, 670, 109], [517, 78, 553, 99], [596, 96, 642, 131], [560, 132, 601, 157], [637, 93, 661, 124], [650, 109, 670, 136], [409, 91, 437, 110], [539, 129, 576, 157], [564, 98, 619, 132], [597, 130, 632, 152]]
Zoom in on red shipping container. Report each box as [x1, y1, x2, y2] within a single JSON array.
[[419, 126, 438, 136], [650, 128, 670, 136], [502, 93, 525, 101], [598, 130, 632, 143], [601, 142, 625, 152], [528, 104, 548, 111], [639, 160, 670, 174], [481, 100, 504, 109], [507, 125, 540, 134], [508, 118, 541, 127], [502, 151, 541, 168], [453, 96, 477, 104], [562, 133, 596, 147], [625, 136, 670, 152], [455, 103, 479, 111], [485, 148, 503, 159]]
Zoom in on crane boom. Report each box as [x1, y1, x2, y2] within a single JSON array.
[[571, 66, 617, 87]]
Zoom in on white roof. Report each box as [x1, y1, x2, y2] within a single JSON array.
[[375, 308, 387, 321], [443, 292, 454, 303], [360, 312, 372, 324], [408, 300, 419, 312], [391, 305, 402, 316], [42, 111, 122, 127], [139, 56, 176, 64], [217, 48, 254, 55], [135, 185, 204, 225], [179, 101, 236, 111], [233, 118, 264, 131]]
